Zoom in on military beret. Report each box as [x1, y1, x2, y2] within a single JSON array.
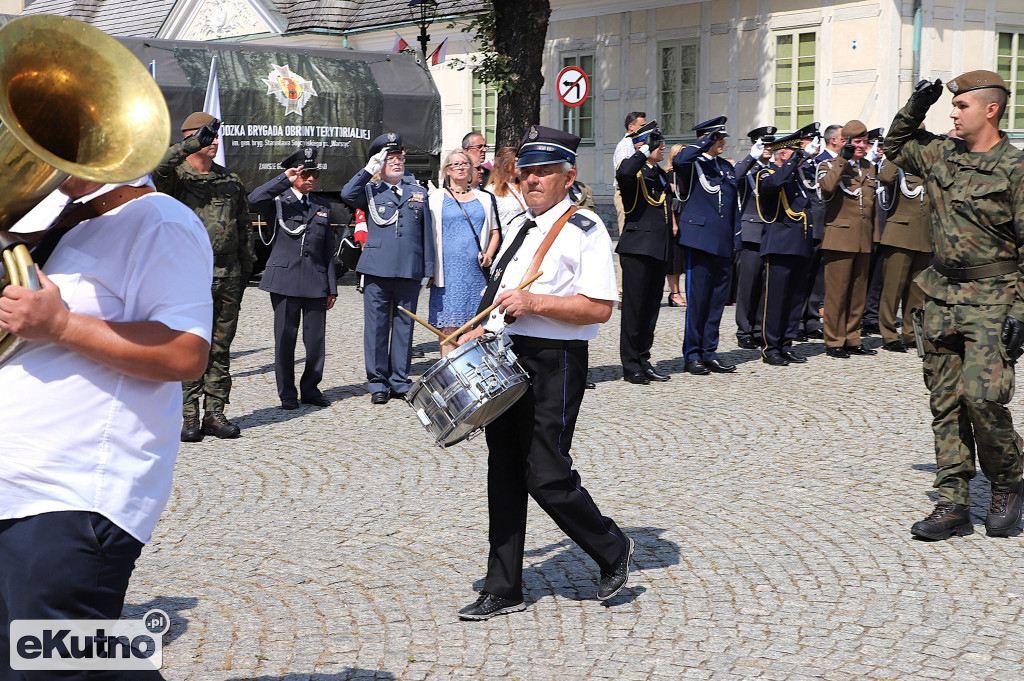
[[181, 111, 216, 132], [747, 126, 778, 143], [842, 120, 867, 139], [281, 147, 317, 169], [947, 70, 1009, 95], [693, 116, 729, 138], [367, 132, 403, 159], [516, 125, 580, 168], [629, 120, 660, 143]]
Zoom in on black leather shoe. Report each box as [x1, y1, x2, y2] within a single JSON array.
[[882, 340, 907, 353], [623, 372, 650, 385], [389, 389, 408, 402], [598, 537, 634, 600], [458, 592, 527, 620], [911, 502, 974, 540], [736, 337, 759, 349], [684, 361, 710, 376], [181, 414, 203, 443], [861, 323, 880, 335], [705, 359, 736, 373], [643, 367, 671, 382], [281, 398, 300, 410], [795, 331, 808, 342], [762, 354, 789, 366], [986, 479, 1024, 537], [371, 391, 390, 405], [585, 380, 596, 389], [805, 329, 824, 339], [781, 350, 807, 364], [845, 344, 878, 356], [825, 346, 850, 359], [202, 411, 241, 439], [301, 394, 330, 407]]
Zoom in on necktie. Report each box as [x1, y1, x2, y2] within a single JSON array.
[[476, 219, 535, 315], [391, 185, 402, 199], [301, 195, 309, 209]]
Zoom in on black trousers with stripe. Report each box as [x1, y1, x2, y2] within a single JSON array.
[[483, 339, 629, 600], [761, 253, 810, 357]]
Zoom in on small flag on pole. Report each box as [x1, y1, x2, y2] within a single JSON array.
[[148, 59, 157, 79], [429, 38, 448, 66], [392, 32, 409, 53], [202, 55, 226, 167]]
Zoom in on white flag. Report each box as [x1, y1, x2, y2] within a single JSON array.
[[203, 55, 226, 166]]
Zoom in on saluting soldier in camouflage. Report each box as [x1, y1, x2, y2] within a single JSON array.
[[885, 70, 1024, 540], [152, 111, 256, 442]]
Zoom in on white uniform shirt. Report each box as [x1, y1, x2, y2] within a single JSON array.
[[0, 186, 214, 543], [613, 135, 635, 189], [483, 197, 618, 341]]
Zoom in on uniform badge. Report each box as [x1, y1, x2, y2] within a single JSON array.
[[378, 206, 386, 214], [387, 132, 397, 142], [528, 126, 538, 141], [582, 219, 592, 227], [949, 81, 959, 93]]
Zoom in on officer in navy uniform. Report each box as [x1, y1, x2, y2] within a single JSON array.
[[733, 125, 778, 349], [753, 125, 822, 365], [341, 133, 435, 404], [455, 125, 633, 621], [797, 126, 829, 340], [616, 120, 674, 384], [249, 148, 338, 409], [673, 116, 742, 375]]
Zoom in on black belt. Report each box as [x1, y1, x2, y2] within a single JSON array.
[[510, 335, 588, 350], [932, 259, 1017, 281]]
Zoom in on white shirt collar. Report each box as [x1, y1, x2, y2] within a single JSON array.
[[290, 187, 306, 201], [526, 196, 574, 235]]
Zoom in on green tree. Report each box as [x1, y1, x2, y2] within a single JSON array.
[[457, 0, 551, 148]]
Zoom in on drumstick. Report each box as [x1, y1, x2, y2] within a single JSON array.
[[397, 306, 448, 341], [440, 271, 544, 347]]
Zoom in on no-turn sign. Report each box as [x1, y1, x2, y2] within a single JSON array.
[[556, 66, 590, 108]]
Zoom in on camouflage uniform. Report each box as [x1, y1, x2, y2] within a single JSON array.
[[885, 100, 1024, 504], [153, 135, 255, 417]]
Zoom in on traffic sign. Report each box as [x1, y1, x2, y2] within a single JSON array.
[[556, 66, 590, 108]]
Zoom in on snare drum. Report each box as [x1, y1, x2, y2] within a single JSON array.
[[407, 332, 529, 447]]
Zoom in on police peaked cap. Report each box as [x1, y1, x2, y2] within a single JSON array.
[[947, 70, 1009, 95], [866, 127, 885, 143], [797, 122, 821, 139], [747, 126, 778, 143], [367, 133, 404, 158], [181, 111, 216, 132], [629, 120, 661, 143], [516, 125, 580, 168], [281, 147, 318, 169], [693, 116, 729, 138]]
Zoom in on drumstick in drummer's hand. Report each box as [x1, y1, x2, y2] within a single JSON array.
[[397, 306, 447, 340], [440, 271, 543, 347]]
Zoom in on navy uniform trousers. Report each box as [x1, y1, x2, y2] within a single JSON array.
[[683, 249, 732, 364], [734, 243, 764, 343], [761, 254, 811, 356], [482, 338, 630, 600], [270, 293, 328, 402], [0, 512, 164, 681], [363, 275, 421, 395], [619, 253, 668, 375]]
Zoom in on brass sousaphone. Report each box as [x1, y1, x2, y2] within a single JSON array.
[[0, 14, 170, 363]]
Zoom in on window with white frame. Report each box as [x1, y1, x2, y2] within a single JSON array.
[[659, 41, 698, 137], [560, 52, 594, 142], [997, 31, 1024, 132], [471, 75, 497, 147], [773, 30, 817, 131]]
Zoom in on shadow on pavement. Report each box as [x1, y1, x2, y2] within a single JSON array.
[[123, 596, 198, 644]]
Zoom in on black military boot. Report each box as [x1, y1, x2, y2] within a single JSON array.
[[910, 501, 973, 540], [202, 411, 241, 439], [180, 414, 203, 443], [985, 479, 1024, 537]]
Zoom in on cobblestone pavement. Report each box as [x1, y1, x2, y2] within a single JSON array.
[[127, 277, 1024, 681]]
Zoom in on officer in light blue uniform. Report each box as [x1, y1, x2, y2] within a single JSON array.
[[673, 116, 742, 375], [340, 133, 435, 404]]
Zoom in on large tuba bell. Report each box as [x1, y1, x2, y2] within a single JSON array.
[[0, 14, 170, 363]]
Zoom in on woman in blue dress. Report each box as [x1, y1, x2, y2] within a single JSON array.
[[427, 150, 501, 355]]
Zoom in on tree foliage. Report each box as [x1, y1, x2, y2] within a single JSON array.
[[452, 0, 551, 148]]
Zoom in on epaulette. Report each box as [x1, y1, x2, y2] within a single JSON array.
[[567, 212, 597, 233]]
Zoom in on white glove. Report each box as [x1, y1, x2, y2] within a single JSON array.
[[639, 143, 651, 157], [865, 141, 880, 164], [803, 137, 821, 158], [364, 148, 389, 176], [749, 140, 765, 159]]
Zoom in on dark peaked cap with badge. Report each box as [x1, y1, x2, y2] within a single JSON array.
[[747, 126, 778, 143], [867, 127, 884, 143], [516, 125, 581, 168], [367, 132, 403, 158], [281, 147, 318, 169], [947, 70, 1010, 95], [798, 122, 821, 139], [629, 120, 660, 142], [693, 116, 729, 137]]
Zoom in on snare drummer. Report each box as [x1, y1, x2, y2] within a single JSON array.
[[456, 126, 634, 621]]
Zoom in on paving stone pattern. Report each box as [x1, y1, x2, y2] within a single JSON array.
[[126, 279, 1024, 681]]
